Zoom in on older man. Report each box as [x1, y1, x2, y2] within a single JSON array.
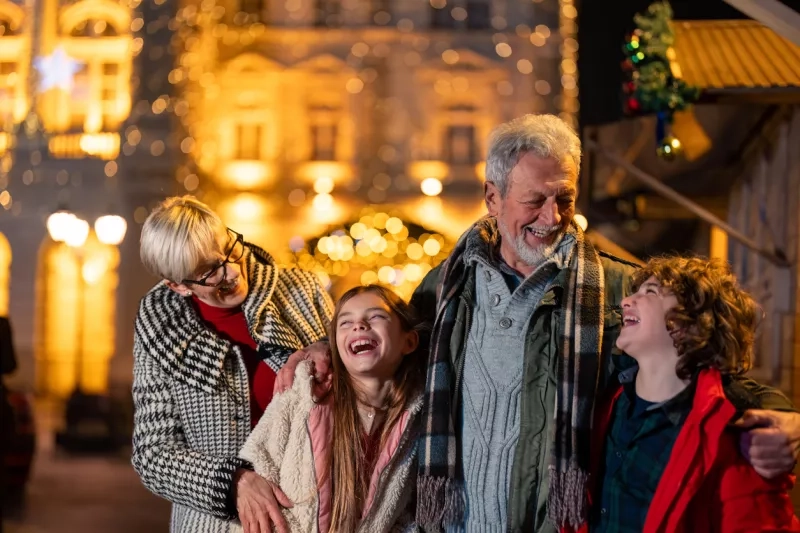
[[411, 114, 800, 533]]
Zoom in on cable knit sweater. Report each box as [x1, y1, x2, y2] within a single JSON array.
[[237, 361, 421, 533]]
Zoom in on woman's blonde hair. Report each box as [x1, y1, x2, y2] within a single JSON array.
[[327, 285, 424, 532], [140, 195, 228, 282]]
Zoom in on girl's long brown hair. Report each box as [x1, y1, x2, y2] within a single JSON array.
[[327, 285, 424, 532]]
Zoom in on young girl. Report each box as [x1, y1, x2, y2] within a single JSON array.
[[237, 285, 423, 533], [584, 256, 799, 533]]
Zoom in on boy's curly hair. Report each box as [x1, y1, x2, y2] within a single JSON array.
[[631, 256, 759, 380]]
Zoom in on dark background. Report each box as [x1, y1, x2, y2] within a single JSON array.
[[577, 0, 800, 128]]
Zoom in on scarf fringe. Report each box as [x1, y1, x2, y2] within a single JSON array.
[[547, 464, 589, 529], [416, 475, 464, 528]]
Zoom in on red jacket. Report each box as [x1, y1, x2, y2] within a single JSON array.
[[572, 368, 799, 533]]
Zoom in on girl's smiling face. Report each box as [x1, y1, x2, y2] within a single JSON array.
[[334, 291, 418, 381]]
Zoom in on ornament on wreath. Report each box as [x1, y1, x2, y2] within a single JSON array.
[[657, 135, 683, 161], [655, 112, 683, 161]]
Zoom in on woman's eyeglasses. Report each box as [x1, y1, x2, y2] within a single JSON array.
[[182, 229, 245, 287]]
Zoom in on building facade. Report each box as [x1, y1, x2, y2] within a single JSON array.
[[0, 0, 574, 396]]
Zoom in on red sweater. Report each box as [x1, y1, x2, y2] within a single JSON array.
[[569, 368, 799, 533], [193, 297, 275, 427]]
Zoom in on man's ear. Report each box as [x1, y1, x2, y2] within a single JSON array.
[[402, 330, 419, 356], [485, 182, 502, 216], [165, 280, 192, 297]]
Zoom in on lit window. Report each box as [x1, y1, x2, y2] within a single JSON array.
[[316, 0, 341, 26], [70, 19, 119, 37], [444, 125, 477, 165], [236, 123, 263, 160]]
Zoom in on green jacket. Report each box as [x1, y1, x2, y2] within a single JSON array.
[[411, 251, 794, 533]]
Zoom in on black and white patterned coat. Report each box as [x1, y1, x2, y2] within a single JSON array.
[[131, 245, 333, 533]]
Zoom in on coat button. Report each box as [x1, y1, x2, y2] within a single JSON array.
[[499, 317, 512, 329], [491, 294, 501, 306]]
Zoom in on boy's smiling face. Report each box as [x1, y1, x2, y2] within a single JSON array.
[[616, 276, 680, 358]]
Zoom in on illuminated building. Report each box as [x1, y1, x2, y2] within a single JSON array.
[[0, 0, 574, 395]]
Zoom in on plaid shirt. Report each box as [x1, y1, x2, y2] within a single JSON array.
[[592, 367, 695, 533]]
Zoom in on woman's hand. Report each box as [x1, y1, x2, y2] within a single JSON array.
[[274, 341, 332, 400], [234, 469, 293, 533]]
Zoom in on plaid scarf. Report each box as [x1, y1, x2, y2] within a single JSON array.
[[416, 216, 605, 530]]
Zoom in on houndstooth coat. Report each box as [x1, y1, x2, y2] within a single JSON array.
[[131, 244, 333, 533]]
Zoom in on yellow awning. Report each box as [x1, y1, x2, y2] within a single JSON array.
[[670, 20, 800, 90]]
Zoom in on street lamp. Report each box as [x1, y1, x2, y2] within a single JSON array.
[[45, 209, 77, 243], [64, 217, 90, 248], [94, 214, 127, 245], [47, 209, 126, 452]]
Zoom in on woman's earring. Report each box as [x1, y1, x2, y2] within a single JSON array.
[[185, 291, 192, 297]]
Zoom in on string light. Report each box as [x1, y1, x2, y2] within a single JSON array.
[[558, 0, 579, 130], [290, 208, 452, 300]]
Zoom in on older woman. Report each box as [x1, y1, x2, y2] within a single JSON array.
[[132, 195, 332, 533]]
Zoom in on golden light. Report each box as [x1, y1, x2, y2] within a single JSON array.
[[77, 133, 121, 159], [423, 238, 442, 256], [35, 234, 121, 397], [64, 218, 90, 248], [345, 78, 364, 94], [361, 270, 378, 285], [573, 213, 588, 231], [350, 222, 367, 239], [421, 177, 443, 197], [378, 265, 396, 284], [82, 256, 109, 284], [217, 194, 272, 248], [47, 211, 77, 242], [442, 49, 459, 65], [0, 232, 10, 317], [495, 43, 512, 58], [474, 161, 486, 181], [559, 0, 579, 129], [94, 214, 128, 245], [408, 160, 449, 182], [314, 176, 335, 194], [313, 193, 334, 211], [406, 242, 424, 260], [220, 160, 274, 190], [296, 161, 353, 188], [385, 217, 404, 234]]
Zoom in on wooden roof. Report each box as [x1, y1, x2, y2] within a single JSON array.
[[670, 20, 800, 92]]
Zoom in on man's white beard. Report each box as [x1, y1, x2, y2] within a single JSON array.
[[497, 218, 567, 268]]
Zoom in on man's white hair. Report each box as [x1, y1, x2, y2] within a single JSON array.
[[485, 114, 582, 196]]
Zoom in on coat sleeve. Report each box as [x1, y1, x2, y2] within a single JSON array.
[[732, 376, 796, 412], [712, 459, 800, 532], [131, 334, 250, 519]]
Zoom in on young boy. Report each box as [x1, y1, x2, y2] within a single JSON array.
[[589, 256, 799, 533]]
